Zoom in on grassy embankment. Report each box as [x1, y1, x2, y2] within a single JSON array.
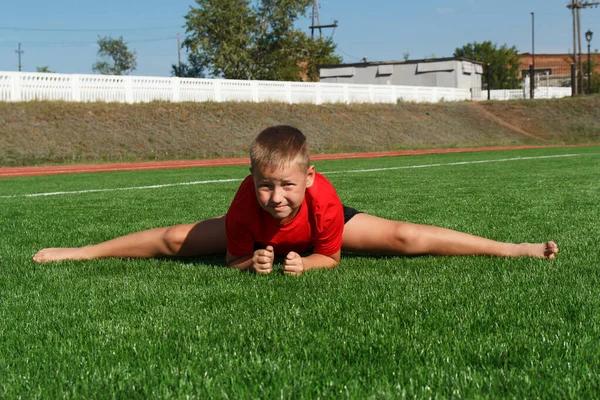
[[1, 96, 599, 167]]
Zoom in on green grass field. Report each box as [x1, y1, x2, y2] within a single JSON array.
[[1, 146, 599, 398]]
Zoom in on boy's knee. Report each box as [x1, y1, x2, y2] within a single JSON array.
[[163, 225, 188, 254], [392, 222, 418, 250]]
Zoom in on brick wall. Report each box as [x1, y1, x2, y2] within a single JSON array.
[[520, 53, 600, 77]]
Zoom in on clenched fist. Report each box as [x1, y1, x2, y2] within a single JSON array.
[[251, 245, 274, 274], [283, 251, 304, 276]]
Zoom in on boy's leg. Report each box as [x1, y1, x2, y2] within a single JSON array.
[[33, 216, 227, 263], [341, 213, 558, 259]]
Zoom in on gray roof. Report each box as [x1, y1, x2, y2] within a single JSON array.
[[320, 57, 484, 69]]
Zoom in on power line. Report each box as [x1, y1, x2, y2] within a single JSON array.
[[0, 37, 178, 48], [337, 49, 362, 61], [0, 25, 181, 32]]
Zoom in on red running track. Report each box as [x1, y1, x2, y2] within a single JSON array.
[[0, 144, 597, 178]]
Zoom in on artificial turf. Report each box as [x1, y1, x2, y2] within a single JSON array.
[[1, 146, 599, 398]]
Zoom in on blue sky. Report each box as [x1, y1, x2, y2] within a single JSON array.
[[1, 0, 598, 77]]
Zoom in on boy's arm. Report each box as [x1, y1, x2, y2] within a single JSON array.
[[284, 250, 341, 276], [226, 246, 274, 274]]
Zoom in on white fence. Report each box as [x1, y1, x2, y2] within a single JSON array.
[[0, 71, 572, 105], [471, 86, 572, 101], [0, 71, 471, 105]]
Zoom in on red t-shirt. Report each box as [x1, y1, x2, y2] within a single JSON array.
[[226, 172, 344, 257]]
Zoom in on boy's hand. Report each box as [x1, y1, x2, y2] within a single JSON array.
[[251, 245, 274, 274], [283, 252, 304, 276]]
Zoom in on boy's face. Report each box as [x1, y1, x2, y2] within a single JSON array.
[[251, 162, 315, 224]]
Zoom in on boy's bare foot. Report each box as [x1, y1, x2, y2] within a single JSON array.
[[517, 241, 559, 259], [33, 247, 87, 263]]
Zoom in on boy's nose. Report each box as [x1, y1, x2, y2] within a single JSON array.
[[271, 187, 284, 203]]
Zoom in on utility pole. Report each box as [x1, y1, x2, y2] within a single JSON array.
[[311, 0, 319, 39], [567, 0, 600, 94], [577, 2, 584, 92], [310, 0, 338, 39], [531, 12, 535, 99], [177, 32, 182, 77], [531, 12, 535, 69], [15, 42, 24, 72], [571, 0, 578, 94]]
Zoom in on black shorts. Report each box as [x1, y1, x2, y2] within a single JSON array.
[[343, 205, 362, 224]]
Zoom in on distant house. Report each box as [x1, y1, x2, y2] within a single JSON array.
[[319, 57, 483, 91]]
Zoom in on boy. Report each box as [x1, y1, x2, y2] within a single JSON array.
[[33, 126, 558, 274]]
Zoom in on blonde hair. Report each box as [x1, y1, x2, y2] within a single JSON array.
[[250, 126, 310, 171]]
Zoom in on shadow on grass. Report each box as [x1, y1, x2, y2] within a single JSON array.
[[161, 252, 410, 269], [161, 254, 228, 268]]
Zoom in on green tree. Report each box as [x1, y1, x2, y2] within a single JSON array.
[[171, 53, 207, 78], [583, 50, 600, 94], [454, 41, 521, 89], [92, 35, 137, 75], [302, 37, 341, 81], [36, 66, 54, 73], [182, 0, 341, 81]]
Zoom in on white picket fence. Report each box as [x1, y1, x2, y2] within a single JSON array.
[[0, 71, 471, 105], [471, 86, 572, 101], [0, 71, 572, 105]]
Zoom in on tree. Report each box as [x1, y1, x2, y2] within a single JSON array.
[[182, 0, 341, 81], [92, 35, 137, 75], [171, 53, 207, 78], [583, 50, 600, 94], [36, 66, 54, 73], [302, 37, 341, 81], [454, 41, 521, 89]]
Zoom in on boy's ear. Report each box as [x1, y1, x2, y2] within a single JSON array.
[[305, 165, 316, 188]]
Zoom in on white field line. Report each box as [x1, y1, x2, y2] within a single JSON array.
[[1, 153, 596, 199]]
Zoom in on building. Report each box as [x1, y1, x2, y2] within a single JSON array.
[[519, 53, 600, 87], [319, 57, 483, 91]]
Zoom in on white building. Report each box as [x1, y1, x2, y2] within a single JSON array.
[[319, 57, 483, 91]]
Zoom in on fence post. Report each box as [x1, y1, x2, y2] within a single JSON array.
[[571, 63, 576, 97], [343, 84, 349, 104], [11, 72, 22, 102], [172, 77, 181, 102], [486, 63, 491, 101], [391, 85, 397, 104], [124, 76, 134, 104], [214, 80, 222, 102], [529, 64, 535, 99], [315, 83, 322, 105], [285, 82, 292, 104], [72, 74, 81, 102], [251, 80, 259, 102]]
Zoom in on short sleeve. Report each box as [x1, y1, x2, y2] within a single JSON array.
[[308, 174, 344, 256], [312, 201, 344, 256], [225, 176, 256, 257]]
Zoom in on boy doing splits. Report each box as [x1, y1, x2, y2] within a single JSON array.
[[34, 126, 558, 274]]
